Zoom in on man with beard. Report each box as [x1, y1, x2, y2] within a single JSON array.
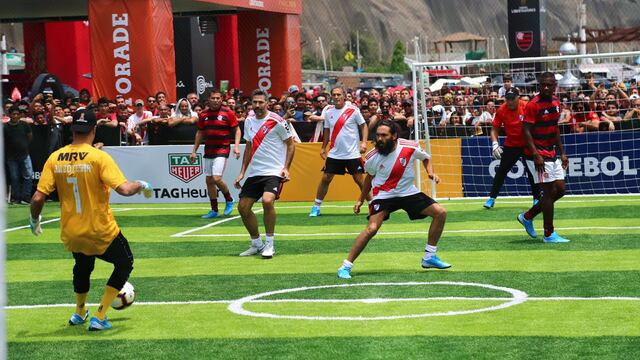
[[309, 87, 368, 217], [337, 120, 451, 279], [234, 90, 295, 259]]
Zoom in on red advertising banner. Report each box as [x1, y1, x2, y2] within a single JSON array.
[[89, 0, 176, 104], [237, 12, 301, 97]]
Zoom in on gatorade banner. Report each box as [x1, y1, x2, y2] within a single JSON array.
[[89, 0, 176, 105], [237, 11, 301, 97]]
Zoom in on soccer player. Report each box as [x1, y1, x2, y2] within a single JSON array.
[[484, 88, 541, 209], [337, 120, 451, 279], [191, 89, 241, 219], [309, 87, 369, 217], [234, 90, 295, 259], [29, 109, 153, 331], [517, 72, 570, 243]]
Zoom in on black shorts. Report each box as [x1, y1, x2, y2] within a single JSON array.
[[239, 176, 284, 200], [368, 192, 437, 221], [322, 157, 364, 175]]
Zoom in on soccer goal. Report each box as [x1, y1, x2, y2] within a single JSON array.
[[408, 51, 640, 200]]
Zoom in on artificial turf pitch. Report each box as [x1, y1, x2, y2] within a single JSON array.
[[5, 195, 640, 359]]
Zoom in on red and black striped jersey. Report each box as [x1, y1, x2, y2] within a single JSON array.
[[197, 107, 238, 158], [523, 95, 561, 159]]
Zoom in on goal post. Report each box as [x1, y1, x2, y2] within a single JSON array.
[[409, 51, 640, 200]]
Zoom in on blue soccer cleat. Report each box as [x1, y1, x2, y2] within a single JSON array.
[[309, 205, 321, 217], [69, 310, 89, 326], [337, 265, 352, 279], [223, 201, 235, 216], [88, 316, 112, 331], [483, 197, 495, 209], [202, 210, 219, 219], [543, 232, 571, 243], [421, 255, 452, 269], [533, 198, 540, 206], [517, 212, 537, 238]]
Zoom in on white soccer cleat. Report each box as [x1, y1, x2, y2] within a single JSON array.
[[261, 242, 275, 259], [239, 244, 264, 256]]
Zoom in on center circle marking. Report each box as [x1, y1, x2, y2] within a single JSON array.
[[227, 281, 529, 321]]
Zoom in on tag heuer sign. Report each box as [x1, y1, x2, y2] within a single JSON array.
[[168, 153, 202, 183]]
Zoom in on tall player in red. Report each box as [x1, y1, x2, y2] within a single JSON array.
[[517, 72, 570, 243], [309, 87, 369, 217], [484, 87, 540, 209], [191, 90, 241, 219], [234, 90, 296, 259], [337, 120, 450, 279]]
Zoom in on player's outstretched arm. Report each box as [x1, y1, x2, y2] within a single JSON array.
[[116, 180, 153, 198]]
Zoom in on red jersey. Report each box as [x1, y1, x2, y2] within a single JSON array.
[[197, 106, 238, 158], [523, 95, 561, 159], [492, 101, 526, 148]]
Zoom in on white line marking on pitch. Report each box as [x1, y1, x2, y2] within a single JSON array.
[[7, 296, 640, 310], [170, 209, 264, 237], [175, 226, 640, 238]]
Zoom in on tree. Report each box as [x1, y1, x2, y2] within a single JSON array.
[[388, 41, 409, 74]]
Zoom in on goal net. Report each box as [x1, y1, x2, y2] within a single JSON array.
[[409, 51, 640, 199]]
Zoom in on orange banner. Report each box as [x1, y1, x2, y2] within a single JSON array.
[[237, 12, 301, 98], [89, 0, 176, 104]]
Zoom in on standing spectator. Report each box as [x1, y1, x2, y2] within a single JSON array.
[[484, 88, 540, 209], [599, 101, 620, 131], [191, 90, 241, 219], [4, 106, 34, 204], [148, 104, 171, 145], [146, 96, 159, 116], [155, 91, 167, 106], [168, 98, 198, 127], [307, 94, 329, 142], [78, 89, 91, 107], [127, 99, 154, 145], [498, 73, 514, 99], [309, 87, 368, 217], [234, 90, 295, 259], [187, 92, 199, 107], [518, 72, 571, 243]]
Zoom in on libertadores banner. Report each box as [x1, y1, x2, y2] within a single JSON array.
[[89, 0, 177, 105]]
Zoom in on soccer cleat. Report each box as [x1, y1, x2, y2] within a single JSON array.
[[309, 205, 321, 217], [483, 197, 495, 209], [533, 198, 540, 206], [201, 210, 219, 219], [543, 232, 571, 243], [239, 244, 264, 256], [421, 255, 452, 269], [337, 265, 352, 279], [88, 316, 112, 331], [517, 213, 537, 238], [19, 200, 30, 205], [261, 242, 275, 259], [223, 201, 235, 216], [69, 310, 89, 326]]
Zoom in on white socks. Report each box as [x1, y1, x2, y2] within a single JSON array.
[[314, 199, 323, 207], [342, 259, 353, 268], [423, 245, 437, 261], [265, 234, 274, 245], [251, 237, 263, 248]]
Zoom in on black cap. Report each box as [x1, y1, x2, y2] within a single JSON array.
[[505, 87, 520, 99], [71, 109, 97, 133]]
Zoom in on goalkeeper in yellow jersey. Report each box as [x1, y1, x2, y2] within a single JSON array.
[[29, 109, 153, 331]]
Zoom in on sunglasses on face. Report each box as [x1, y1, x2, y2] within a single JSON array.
[[148, 99, 156, 103]]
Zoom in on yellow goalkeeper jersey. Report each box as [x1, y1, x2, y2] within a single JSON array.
[[37, 143, 128, 255]]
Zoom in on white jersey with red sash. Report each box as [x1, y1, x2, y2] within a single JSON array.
[[243, 111, 293, 178], [364, 139, 430, 201], [322, 102, 365, 159]]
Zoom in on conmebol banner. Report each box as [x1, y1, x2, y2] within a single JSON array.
[[89, 0, 177, 104], [461, 131, 640, 197]]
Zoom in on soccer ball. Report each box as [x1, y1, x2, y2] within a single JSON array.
[[111, 282, 135, 310]]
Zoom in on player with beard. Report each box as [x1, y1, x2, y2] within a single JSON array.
[[337, 120, 451, 279], [234, 90, 296, 258]]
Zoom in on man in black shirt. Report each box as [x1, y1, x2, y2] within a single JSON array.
[[4, 106, 34, 204]]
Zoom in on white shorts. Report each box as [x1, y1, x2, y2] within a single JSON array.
[[203, 157, 228, 177], [526, 158, 565, 184]]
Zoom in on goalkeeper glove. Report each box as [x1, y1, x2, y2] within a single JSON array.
[[491, 141, 503, 160], [137, 180, 154, 198], [29, 215, 42, 236]]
